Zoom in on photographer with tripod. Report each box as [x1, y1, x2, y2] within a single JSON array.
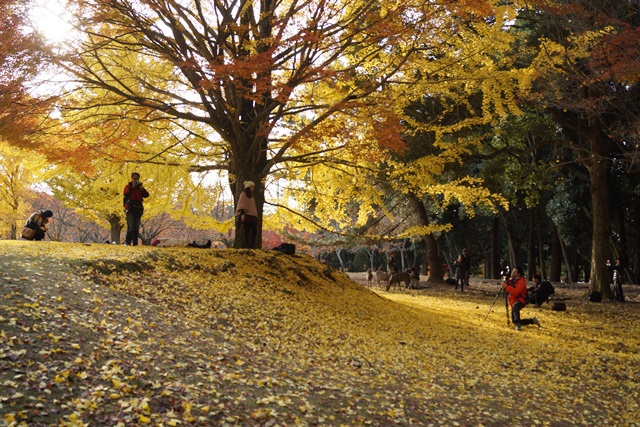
[[502, 266, 542, 331]]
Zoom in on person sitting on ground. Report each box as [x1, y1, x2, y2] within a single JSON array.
[[527, 273, 555, 307], [23, 210, 53, 241], [502, 266, 542, 331]]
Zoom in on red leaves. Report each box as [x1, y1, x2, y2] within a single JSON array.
[[0, 0, 51, 147], [592, 27, 640, 84]]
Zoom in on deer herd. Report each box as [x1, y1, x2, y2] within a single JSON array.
[[366, 267, 420, 291]]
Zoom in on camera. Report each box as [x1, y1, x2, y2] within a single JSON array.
[[500, 266, 511, 282]]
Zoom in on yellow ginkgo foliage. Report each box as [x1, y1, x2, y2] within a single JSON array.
[[0, 240, 638, 426], [0, 140, 48, 238]]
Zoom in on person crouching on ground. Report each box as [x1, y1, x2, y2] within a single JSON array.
[[235, 181, 258, 249], [502, 266, 541, 331], [527, 273, 555, 307], [24, 210, 53, 241]]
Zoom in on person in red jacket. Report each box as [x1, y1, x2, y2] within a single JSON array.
[[502, 266, 542, 331], [123, 172, 150, 246]]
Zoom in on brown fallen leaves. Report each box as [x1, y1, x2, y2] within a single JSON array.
[[1, 240, 639, 426]]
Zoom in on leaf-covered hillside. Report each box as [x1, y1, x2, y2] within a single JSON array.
[[1, 241, 639, 426]]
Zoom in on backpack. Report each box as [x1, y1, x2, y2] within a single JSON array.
[[123, 183, 132, 211], [273, 243, 295, 255], [589, 291, 602, 302], [22, 211, 43, 240]]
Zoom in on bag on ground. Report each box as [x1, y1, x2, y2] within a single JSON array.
[[588, 291, 602, 302], [273, 243, 295, 255]]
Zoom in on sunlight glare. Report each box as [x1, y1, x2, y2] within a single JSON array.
[[30, 0, 75, 44]]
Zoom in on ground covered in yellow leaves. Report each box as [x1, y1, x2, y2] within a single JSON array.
[[1, 241, 639, 426]]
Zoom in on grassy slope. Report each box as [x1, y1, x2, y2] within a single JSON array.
[[1, 240, 639, 426]]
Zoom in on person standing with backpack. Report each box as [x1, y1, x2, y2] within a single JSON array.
[[123, 172, 149, 246], [502, 266, 542, 331]]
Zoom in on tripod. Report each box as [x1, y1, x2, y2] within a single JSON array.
[[485, 285, 510, 324]]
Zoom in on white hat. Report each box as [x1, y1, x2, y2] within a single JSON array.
[[244, 180, 255, 189]]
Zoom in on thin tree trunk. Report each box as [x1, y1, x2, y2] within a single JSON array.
[[527, 210, 536, 279], [536, 206, 546, 279], [559, 237, 574, 284], [490, 216, 500, 279], [550, 225, 562, 282], [335, 248, 346, 272], [501, 213, 517, 269]]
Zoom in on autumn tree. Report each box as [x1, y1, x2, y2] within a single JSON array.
[[46, 156, 226, 244], [35, 0, 506, 248], [0, 140, 48, 238], [0, 0, 50, 148], [276, 2, 529, 281]]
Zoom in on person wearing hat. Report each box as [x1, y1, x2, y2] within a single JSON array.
[[235, 180, 258, 249], [23, 210, 54, 241]]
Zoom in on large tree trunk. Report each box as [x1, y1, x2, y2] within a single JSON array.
[[107, 214, 123, 244], [231, 175, 265, 249], [408, 193, 443, 283], [587, 132, 612, 297], [231, 130, 269, 249]]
